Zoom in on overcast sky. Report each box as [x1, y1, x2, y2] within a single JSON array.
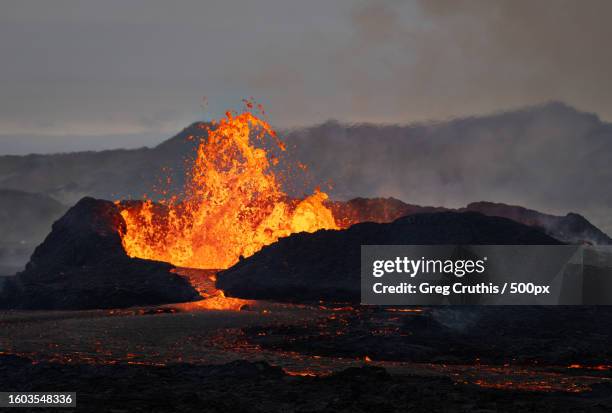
[[2, 0, 612, 153]]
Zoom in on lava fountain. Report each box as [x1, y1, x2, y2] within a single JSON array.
[[117, 106, 337, 269]]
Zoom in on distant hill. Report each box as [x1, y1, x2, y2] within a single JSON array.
[[0, 190, 67, 275], [327, 197, 611, 245], [285, 102, 612, 234], [327, 197, 446, 227], [0, 189, 66, 243], [0, 123, 202, 204], [460, 201, 612, 245], [1, 101, 610, 233]]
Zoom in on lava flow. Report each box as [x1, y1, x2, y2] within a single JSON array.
[[117, 107, 337, 269]]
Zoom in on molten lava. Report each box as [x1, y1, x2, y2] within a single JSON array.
[[118, 108, 337, 269]]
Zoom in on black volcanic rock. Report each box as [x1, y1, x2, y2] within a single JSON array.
[[216, 211, 562, 303], [0, 197, 200, 310], [1, 355, 603, 413]]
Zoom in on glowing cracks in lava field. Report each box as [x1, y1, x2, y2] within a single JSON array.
[[118, 109, 337, 269]]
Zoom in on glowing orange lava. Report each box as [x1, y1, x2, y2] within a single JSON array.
[[118, 107, 337, 269]]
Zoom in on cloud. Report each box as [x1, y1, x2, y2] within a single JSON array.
[[1, 0, 612, 149], [339, 0, 612, 121]]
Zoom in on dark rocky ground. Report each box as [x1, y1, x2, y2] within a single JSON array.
[[1, 354, 611, 413], [243, 306, 612, 366], [2, 303, 612, 412]]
